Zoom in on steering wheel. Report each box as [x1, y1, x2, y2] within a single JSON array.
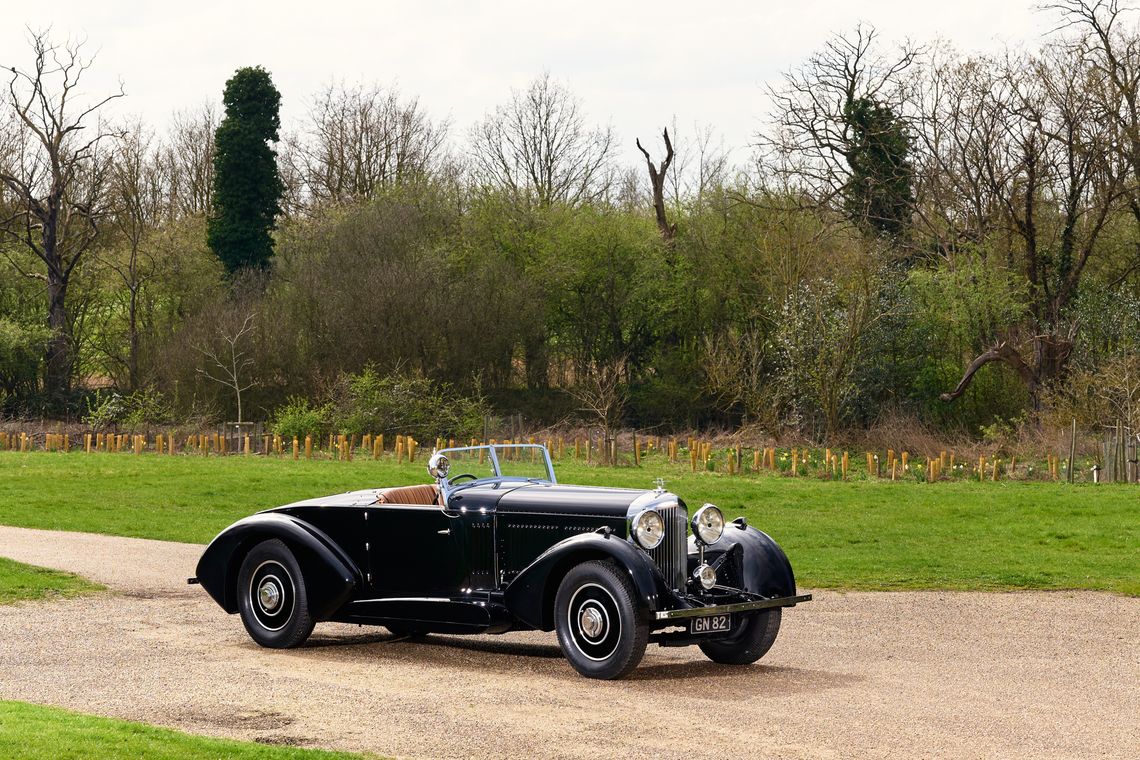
[[447, 473, 478, 486]]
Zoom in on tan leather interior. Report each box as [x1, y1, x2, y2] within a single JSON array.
[[375, 484, 441, 506]]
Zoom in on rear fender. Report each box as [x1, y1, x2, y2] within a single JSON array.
[[504, 532, 664, 631], [195, 513, 359, 620]]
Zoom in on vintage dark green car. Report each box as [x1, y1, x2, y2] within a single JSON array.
[[192, 444, 810, 679]]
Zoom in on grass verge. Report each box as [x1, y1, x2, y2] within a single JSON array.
[[0, 451, 1136, 595], [0, 556, 102, 605], [0, 700, 363, 759]]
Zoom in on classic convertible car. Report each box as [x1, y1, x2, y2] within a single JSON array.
[[192, 444, 810, 679]]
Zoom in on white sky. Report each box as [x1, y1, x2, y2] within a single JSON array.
[[7, 0, 1057, 165]]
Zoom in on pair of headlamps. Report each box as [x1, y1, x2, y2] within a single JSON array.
[[631, 503, 725, 549]]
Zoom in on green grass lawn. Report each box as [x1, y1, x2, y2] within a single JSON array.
[[0, 556, 102, 605], [0, 451, 1136, 595], [0, 701, 363, 759]]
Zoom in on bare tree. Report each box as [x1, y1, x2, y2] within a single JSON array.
[[636, 127, 676, 241], [196, 313, 256, 424], [916, 43, 1128, 409], [1047, 1, 1140, 286], [666, 121, 731, 209], [761, 24, 918, 215], [163, 102, 217, 218], [288, 82, 448, 210], [470, 73, 614, 207], [0, 30, 124, 403], [569, 356, 628, 463], [98, 121, 165, 389], [702, 328, 770, 426]]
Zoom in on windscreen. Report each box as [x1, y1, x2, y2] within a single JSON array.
[[438, 444, 555, 483], [438, 446, 498, 481], [492, 445, 554, 482]]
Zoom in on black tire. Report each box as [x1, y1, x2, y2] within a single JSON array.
[[698, 608, 781, 665], [554, 560, 648, 680], [236, 539, 315, 648]]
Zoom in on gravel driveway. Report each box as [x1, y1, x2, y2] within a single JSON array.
[[0, 525, 1136, 759]]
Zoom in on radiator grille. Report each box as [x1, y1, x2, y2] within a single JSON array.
[[648, 503, 688, 590]]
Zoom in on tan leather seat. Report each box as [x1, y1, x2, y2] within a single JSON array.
[[375, 484, 441, 506]]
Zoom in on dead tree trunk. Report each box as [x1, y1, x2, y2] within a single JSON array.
[[939, 329, 1076, 412], [636, 128, 676, 242]]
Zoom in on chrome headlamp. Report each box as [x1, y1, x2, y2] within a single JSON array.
[[631, 509, 665, 550], [691, 504, 725, 545]]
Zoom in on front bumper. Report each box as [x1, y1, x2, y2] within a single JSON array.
[[653, 592, 812, 621]]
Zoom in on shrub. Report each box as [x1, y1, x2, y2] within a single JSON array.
[[0, 319, 48, 411], [82, 387, 173, 431], [270, 396, 331, 439], [327, 367, 489, 440]]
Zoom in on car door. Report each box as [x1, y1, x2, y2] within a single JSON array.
[[367, 504, 467, 597]]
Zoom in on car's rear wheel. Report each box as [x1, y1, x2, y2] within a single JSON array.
[[698, 608, 781, 665], [554, 560, 648, 680], [237, 539, 314, 648]]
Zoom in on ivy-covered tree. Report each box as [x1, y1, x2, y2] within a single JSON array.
[[207, 67, 283, 273], [842, 97, 913, 239]]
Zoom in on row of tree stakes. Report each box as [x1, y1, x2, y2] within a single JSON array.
[[0, 430, 1094, 483]]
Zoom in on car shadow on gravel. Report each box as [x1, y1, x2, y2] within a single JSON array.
[[305, 630, 564, 659], [298, 629, 861, 691]]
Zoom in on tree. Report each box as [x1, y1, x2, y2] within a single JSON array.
[[207, 67, 283, 274], [762, 25, 918, 232], [842, 97, 913, 238], [470, 73, 613, 207], [569, 355, 629, 463], [196, 312, 256, 424], [1048, 1, 1140, 289], [636, 128, 677, 241], [0, 30, 123, 406], [288, 82, 447, 210], [98, 121, 165, 390], [165, 103, 217, 218], [914, 45, 1126, 410]]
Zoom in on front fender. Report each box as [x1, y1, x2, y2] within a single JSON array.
[[698, 523, 797, 598], [195, 513, 360, 620], [504, 532, 664, 631]]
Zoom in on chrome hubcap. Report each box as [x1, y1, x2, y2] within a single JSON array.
[[258, 579, 281, 612], [579, 606, 605, 639]]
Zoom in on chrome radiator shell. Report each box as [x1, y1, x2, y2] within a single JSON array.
[[647, 502, 688, 590]]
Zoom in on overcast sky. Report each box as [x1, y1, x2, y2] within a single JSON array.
[[7, 1, 1058, 166]]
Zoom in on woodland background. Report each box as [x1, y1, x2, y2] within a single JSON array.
[[2, 1, 1139, 450]]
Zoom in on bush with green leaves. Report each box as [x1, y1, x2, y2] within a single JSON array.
[[270, 396, 331, 440], [326, 367, 489, 440], [82, 388, 173, 431], [0, 319, 49, 412]]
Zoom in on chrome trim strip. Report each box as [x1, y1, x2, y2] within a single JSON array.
[[653, 593, 812, 620]]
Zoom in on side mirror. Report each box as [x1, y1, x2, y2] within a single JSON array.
[[428, 452, 450, 481]]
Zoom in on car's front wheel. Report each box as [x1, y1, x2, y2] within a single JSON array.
[[698, 608, 781, 665], [554, 560, 648, 679], [236, 539, 315, 648]]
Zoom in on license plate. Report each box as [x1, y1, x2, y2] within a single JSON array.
[[689, 614, 731, 634]]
